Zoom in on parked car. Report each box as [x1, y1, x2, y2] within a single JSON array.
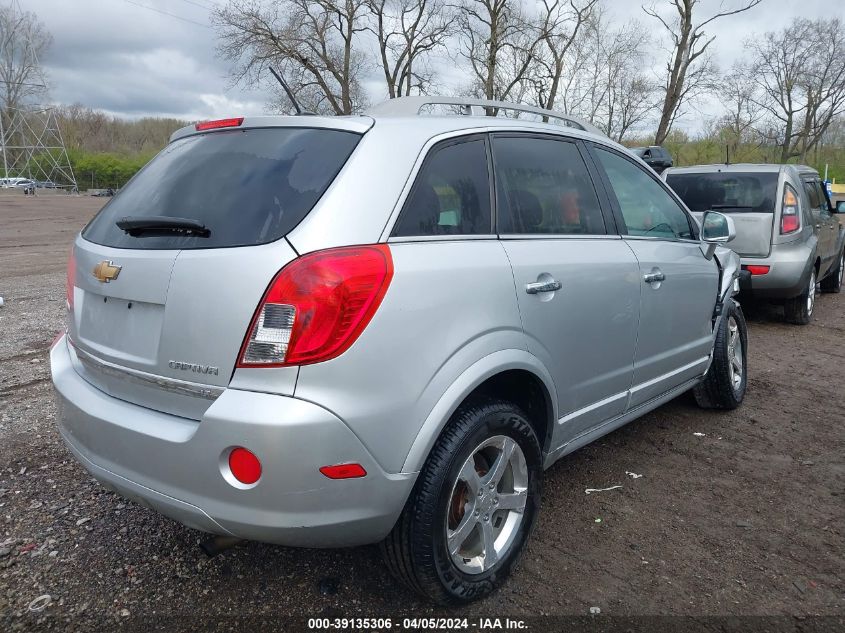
[[665, 164, 845, 324], [52, 97, 746, 605], [92, 188, 115, 197], [0, 177, 36, 189], [36, 180, 60, 188], [630, 145, 673, 173]]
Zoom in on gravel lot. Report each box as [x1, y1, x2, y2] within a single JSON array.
[[1, 193, 843, 631]]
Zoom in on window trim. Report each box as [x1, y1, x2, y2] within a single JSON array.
[[489, 131, 613, 239], [388, 133, 495, 241], [585, 142, 700, 243]]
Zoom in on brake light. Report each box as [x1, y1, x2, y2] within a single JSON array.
[[781, 185, 800, 234], [743, 265, 770, 275], [238, 245, 393, 367], [195, 117, 244, 131], [66, 247, 76, 311]]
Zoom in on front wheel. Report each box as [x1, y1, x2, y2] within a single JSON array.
[[694, 300, 748, 410], [381, 399, 542, 605]]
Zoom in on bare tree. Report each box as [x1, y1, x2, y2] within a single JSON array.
[[644, 0, 762, 145], [367, 0, 453, 98], [718, 61, 760, 155], [749, 17, 845, 162], [532, 0, 598, 111], [214, 0, 369, 115], [0, 5, 51, 122], [530, 8, 656, 141], [457, 0, 540, 103], [610, 71, 659, 143]]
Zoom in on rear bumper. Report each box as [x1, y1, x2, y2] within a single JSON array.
[[740, 243, 814, 300], [51, 335, 415, 547]]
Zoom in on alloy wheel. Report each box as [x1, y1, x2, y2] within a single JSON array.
[[727, 315, 743, 392], [445, 436, 528, 575], [807, 270, 816, 315]]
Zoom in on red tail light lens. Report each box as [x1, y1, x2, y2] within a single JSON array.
[[238, 245, 393, 367], [195, 117, 244, 131], [743, 265, 770, 276], [781, 185, 800, 234], [66, 247, 76, 311]]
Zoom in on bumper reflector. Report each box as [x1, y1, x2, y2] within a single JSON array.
[[319, 463, 367, 479], [743, 265, 770, 276], [229, 447, 262, 484]]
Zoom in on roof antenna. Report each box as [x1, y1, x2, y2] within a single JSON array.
[[725, 144, 730, 166], [267, 66, 313, 115]]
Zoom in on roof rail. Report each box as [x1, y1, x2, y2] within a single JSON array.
[[367, 96, 604, 136]]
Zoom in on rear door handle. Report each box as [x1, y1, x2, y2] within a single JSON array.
[[643, 271, 666, 284], [525, 280, 561, 294]]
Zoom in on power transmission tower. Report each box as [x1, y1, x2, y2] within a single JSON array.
[[0, 0, 77, 190]]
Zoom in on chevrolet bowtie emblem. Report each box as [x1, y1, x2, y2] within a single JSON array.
[[93, 260, 122, 283]]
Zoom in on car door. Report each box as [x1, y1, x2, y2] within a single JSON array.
[[588, 144, 719, 409], [803, 177, 837, 273], [493, 134, 640, 445]]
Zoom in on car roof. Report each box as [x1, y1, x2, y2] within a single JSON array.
[[170, 97, 621, 151]]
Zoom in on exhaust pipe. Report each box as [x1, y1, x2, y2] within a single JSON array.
[[200, 535, 242, 557]]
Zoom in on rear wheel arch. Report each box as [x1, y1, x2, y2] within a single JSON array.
[[400, 352, 557, 473], [464, 369, 553, 456]]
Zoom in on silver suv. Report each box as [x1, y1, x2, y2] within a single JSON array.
[[52, 97, 746, 604], [665, 164, 845, 324]]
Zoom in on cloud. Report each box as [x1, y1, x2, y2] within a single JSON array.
[[22, 0, 844, 130], [27, 0, 272, 120]]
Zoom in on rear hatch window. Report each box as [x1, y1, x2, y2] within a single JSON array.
[[82, 127, 361, 249], [666, 172, 778, 214]]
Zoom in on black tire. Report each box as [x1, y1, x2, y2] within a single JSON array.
[[820, 250, 844, 293], [694, 300, 748, 410], [784, 267, 817, 325], [381, 399, 542, 605]]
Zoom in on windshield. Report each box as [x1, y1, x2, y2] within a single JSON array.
[[82, 127, 361, 249], [666, 171, 779, 213]]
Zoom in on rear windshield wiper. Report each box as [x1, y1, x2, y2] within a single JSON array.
[[116, 216, 210, 238]]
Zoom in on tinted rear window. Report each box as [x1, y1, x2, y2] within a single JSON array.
[[666, 172, 779, 213], [83, 127, 360, 249]]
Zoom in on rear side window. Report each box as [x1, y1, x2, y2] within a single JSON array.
[[594, 147, 694, 240], [667, 172, 779, 213], [83, 127, 360, 249], [803, 179, 821, 210], [392, 139, 492, 237], [493, 136, 605, 235]]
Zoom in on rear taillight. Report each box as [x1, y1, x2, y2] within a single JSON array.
[[195, 117, 244, 131], [780, 185, 800, 234], [238, 245, 393, 367], [66, 247, 76, 311]]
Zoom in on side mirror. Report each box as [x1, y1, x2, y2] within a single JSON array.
[[836, 200, 845, 213], [701, 211, 736, 260]]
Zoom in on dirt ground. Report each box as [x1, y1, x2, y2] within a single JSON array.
[[0, 193, 843, 631]]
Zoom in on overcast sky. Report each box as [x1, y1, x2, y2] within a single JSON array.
[[23, 0, 845, 130]]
